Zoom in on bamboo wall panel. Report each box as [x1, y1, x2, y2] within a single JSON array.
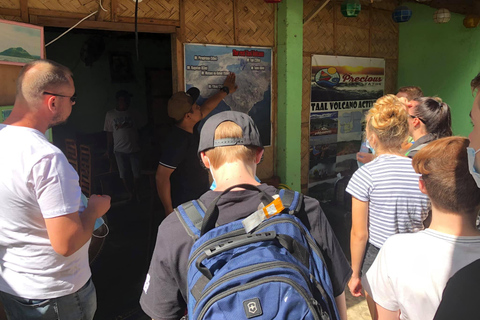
[[184, 0, 234, 44], [335, 24, 369, 57], [28, 0, 98, 13], [0, 14, 21, 21], [371, 0, 397, 11], [303, 0, 334, 54], [302, 56, 312, 126], [371, 7, 397, 33], [235, 0, 274, 47], [116, 0, 179, 20], [384, 58, 397, 94], [0, 0, 18, 9], [371, 30, 398, 59], [301, 123, 310, 192]]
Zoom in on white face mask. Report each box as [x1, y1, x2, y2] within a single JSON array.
[[467, 147, 480, 188]]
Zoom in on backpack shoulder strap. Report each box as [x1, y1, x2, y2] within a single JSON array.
[[175, 200, 208, 240], [278, 189, 303, 214]]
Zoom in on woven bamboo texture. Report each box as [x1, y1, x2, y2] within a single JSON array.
[[235, 0, 274, 47], [384, 58, 397, 94], [28, 0, 98, 13], [0, 14, 21, 21], [116, 0, 179, 20], [301, 123, 310, 193], [303, 0, 334, 54], [302, 55, 312, 126], [301, 56, 312, 191], [184, 0, 234, 44], [0, 0, 18, 9]]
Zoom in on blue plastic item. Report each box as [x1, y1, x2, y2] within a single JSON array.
[[80, 193, 105, 231]]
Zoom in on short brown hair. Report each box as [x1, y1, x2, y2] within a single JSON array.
[[205, 121, 258, 168], [412, 136, 480, 216], [367, 94, 409, 152], [397, 86, 423, 100]]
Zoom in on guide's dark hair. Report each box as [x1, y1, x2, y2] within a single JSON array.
[[412, 97, 452, 139]]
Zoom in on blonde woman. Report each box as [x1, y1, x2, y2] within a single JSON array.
[[345, 95, 429, 319]]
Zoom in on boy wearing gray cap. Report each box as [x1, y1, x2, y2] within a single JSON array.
[[156, 73, 237, 215], [141, 111, 350, 320]]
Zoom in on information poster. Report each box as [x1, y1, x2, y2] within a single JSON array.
[[184, 43, 272, 146], [309, 55, 385, 200]]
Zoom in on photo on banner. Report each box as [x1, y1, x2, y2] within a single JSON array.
[[309, 55, 385, 201], [184, 43, 272, 146]]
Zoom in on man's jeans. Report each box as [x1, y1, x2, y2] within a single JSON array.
[[0, 278, 96, 320]]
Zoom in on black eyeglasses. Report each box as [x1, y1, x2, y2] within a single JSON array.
[[409, 114, 426, 124], [43, 91, 76, 103]]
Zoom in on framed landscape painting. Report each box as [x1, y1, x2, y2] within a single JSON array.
[[0, 19, 44, 66]]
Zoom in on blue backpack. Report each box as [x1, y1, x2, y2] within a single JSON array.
[[175, 184, 340, 320]]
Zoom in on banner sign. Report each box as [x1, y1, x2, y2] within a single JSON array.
[[309, 55, 385, 200], [184, 43, 272, 146]]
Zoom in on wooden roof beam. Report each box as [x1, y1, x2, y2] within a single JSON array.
[[34, 16, 177, 34], [304, 0, 331, 25]]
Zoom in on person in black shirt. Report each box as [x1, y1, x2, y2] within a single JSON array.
[[156, 73, 237, 215], [141, 111, 351, 320]]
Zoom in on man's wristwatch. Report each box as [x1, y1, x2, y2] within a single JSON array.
[[221, 86, 229, 95]]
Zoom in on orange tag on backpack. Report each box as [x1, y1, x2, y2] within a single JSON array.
[[262, 197, 285, 218]]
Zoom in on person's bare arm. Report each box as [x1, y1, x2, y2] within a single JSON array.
[[200, 72, 238, 119], [45, 195, 111, 256], [155, 164, 175, 215], [334, 291, 348, 320], [377, 303, 400, 320], [348, 197, 369, 297]]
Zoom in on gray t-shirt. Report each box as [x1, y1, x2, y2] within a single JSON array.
[[140, 184, 352, 320], [104, 108, 144, 153]]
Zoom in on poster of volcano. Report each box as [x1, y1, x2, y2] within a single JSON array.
[[308, 55, 384, 201]]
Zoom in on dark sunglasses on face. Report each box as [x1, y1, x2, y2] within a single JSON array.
[[409, 114, 426, 124], [43, 91, 77, 103]]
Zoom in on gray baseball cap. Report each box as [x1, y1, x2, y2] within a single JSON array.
[[198, 111, 263, 156]]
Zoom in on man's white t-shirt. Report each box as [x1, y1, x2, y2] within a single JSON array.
[[0, 124, 91, 299], [104, 108, 143, 153], [365, 229, 480, 320]]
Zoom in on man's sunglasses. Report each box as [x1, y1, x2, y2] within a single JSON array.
[[43, 91, 77, 103]]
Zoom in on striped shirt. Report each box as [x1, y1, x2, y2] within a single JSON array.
[[346, 154, 429, 248]]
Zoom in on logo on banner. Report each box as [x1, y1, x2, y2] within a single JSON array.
[[315, 67, 340, 87]]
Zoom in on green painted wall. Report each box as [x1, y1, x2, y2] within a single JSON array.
[[277, 0, 303, 190], [398, 3, 480, 137]]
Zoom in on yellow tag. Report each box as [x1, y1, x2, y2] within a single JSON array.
[[262, 197, 285, 218]]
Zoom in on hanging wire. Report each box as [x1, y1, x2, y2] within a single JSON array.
[[45, 0, 108, 47]]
